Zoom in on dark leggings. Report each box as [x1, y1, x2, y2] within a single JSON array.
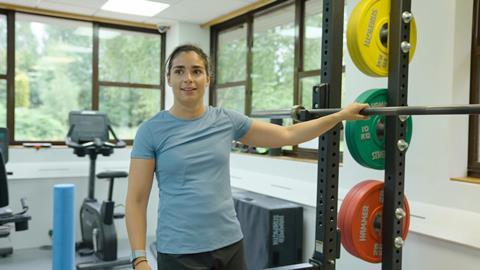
[[157, 240, 246, 270]]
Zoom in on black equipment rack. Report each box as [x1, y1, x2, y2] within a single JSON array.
[[266, 0, 413, 269], [382, 0, 413, 269], [308, 0, 345, 269]]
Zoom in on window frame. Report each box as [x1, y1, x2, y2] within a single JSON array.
[[210, 0, 344, 160], [468, 0, 480, 176], [1, 9, 166, 145]]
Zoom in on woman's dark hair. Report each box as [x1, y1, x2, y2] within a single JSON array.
[[166, 44, 211, 77]]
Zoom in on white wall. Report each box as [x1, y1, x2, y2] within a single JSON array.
[[4, 149, 143, 248], [4, 1, 480, 270]]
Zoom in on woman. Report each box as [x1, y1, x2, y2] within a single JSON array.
[[125, 44, 368, 270]]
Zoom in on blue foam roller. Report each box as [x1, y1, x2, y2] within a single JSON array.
[[52, 184, 75, 270]]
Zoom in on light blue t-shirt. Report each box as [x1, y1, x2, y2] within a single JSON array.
[[131, 106, 252, 254]]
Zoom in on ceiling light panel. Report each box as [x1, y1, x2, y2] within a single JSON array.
[[101, 0, 170, 17]]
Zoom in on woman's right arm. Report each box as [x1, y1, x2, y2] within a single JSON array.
[[125, 158, 155, 270]]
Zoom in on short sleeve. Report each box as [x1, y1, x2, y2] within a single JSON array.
[[131, 121, 155, 159], [224, 109, 253, 140]]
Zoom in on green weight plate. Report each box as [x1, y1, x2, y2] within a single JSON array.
[[346, 89, 387, 169], [346, 89, 413, 170], [345, 122, 362, 166]]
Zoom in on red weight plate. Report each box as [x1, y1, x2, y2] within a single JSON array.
[[339, 181, 367, 254], [343, 180, 381, 257], [338, 180, 377, 256], [344, 181, 410, 263]]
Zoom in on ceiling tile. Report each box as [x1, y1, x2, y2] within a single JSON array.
[[0, 0, 37, 7], [155, 0, 248, 24], [40, 0, 107, 9], [37, 1, 97, 16], [148, 0, 184, 5], [2, 0, 257, 25], [143, 16, 177, 25]]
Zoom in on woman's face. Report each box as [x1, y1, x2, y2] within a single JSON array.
[[167, 51, 209, 107]]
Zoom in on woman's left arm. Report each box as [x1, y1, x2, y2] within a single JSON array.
[[240, 103, 369, 148]]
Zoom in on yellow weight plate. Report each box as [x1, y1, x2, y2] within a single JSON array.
[[348, 0, 380, 77], [347, 0, 417, 77], [347, 3, 371, 75], [348, 0, 391, 76]]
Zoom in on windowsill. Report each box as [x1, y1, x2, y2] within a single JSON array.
[[263, 153, 318, 164], [231, 151, 318, 164], [450, 176, 480, 184]]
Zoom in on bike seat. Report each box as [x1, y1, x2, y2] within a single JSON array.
[[96, 171, 128, 179]]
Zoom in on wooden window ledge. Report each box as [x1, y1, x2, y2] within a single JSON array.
[[450, 177, 480, 184]]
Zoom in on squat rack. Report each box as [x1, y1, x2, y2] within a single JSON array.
[[382, 0, 412, 269], [308, 0, 412, 269], [266, 0, 414, 269], [310, 0, 411, 268], [254, 0, 480, 268], [309, 0, 345, 269]]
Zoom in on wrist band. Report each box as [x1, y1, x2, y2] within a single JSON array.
[[132, 256, 146, 264], [130, 250, 147, 263], [133, 258, 148, 269]]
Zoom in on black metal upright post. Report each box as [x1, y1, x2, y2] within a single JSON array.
[[383, 0, 412, 269], [310, 1, 345, 269]]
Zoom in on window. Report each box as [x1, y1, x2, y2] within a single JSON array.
[[99, 28, 161, 85], [0, 81, 5, 128], [252, 4, 295, 112], [15, 14, 92, 141], [215, 23, 247, 113], [98, 27, 162, 139], [0, 11, 165, 144], [211, 0, 346, 159], [303, 0, 322, 72], [468, 0, 480, 176], [297, 0, 322, 152], [99, 86, 161, 139], [0, 14, 6, 128], [0, 14, 5, 76]]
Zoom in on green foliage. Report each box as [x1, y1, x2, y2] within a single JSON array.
[[99, 30, 160, 84], [15, 107, 65, 141], [304, 12, 323, 71], [216, 86, 245, 113], [100, 87, 160, 139], [41, 67, 81, 118], [0, 18, 6, 75], [0, 103, 5, 128], [10, 19, 161, 141], [15, 72, 30, 108], [217, 38, 246, 84], [216, 23, 296, 113], [97, 29, 162, 139], [251, 25, 295, 112]]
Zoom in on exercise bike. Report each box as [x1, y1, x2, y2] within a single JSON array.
[[0, 127, 31, 257], [66, 111, 130, 270]]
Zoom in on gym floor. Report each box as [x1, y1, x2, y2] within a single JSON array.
[[0, 239, 158, 270]]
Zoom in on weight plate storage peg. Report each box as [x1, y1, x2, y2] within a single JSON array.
[[345, 88, 413, 170], [347, 0, 417, 77], [338, 180, 410, 263]]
